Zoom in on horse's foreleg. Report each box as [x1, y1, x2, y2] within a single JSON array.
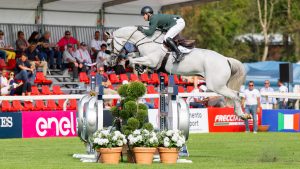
[[130, 57, 154, 68]]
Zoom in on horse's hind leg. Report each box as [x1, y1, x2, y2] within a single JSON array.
[[213, 86, 244, 117]]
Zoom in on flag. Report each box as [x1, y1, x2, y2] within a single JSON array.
[[278, 113, 300, 131]]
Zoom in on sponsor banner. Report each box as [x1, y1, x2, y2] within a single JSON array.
[[22, 111, 76, 138], [189, 108, 209, 133], [0, 112, 22, 138], [208, 108, 261, 132], [148, 109, 209, 133], [262, 110, 300, 132]]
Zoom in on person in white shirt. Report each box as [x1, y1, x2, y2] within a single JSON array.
[[63, 44, 83, 81], [74, 42, 92, 71], [90, 31, 101, 59], [277, 79, 288, 109], [187, 85, 208, 108], [96, 44, 110, 70], [260, 80, 277, 109], [241, 81, 261, 133]]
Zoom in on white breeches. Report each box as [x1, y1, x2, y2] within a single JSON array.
[[164, 18, 185, 41]]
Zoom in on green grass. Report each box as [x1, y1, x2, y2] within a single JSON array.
[[0, 133, 299, 169]]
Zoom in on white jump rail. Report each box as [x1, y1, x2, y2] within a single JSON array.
[[1, 92, 299, 110]]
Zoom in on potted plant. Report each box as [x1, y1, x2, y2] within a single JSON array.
[[92, 129, 127, 164], [157, 129, 186, 164], [127, 129, 159, 164]]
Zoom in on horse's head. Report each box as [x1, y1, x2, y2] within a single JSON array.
[[111, 26, 143, 55]]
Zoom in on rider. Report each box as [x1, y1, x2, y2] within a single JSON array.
[[137, 6, 185, 62]]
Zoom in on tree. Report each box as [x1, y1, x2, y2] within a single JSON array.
[[256, 0, 276, 61]]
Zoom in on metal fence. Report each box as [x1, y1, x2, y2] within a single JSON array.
[[0, 23, 117, 48]]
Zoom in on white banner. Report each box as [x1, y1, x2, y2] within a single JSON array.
[[147, 108, 209, 133], [189, 108, 209, 133]]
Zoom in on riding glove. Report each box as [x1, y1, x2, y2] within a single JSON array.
[[137, 26, 144, 32]]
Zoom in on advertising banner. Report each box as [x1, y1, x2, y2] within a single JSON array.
[[262, 110, 300, 132], [189, 108, 209, 133], [208, 108, 261, 132], [22, 111, 76, 138], [0, 112, 22, 138]]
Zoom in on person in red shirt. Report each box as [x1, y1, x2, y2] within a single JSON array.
[[57, 30, 80, 52]]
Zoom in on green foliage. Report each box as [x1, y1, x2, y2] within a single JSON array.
[[127, 117, 140, 131], [126, 81, 146, 99], [136, 109, 148, 124], [124, 101, 137, 117], [117, 84, 128, 97], [142, 122, 154, 131], [110, 106, 119, 117], [119, 109, 130, 120], [138, 103, 148, 111]]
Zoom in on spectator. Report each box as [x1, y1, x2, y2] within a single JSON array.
[[101, 31, 111, 50], [15, 31, 29, 55], [28, 31, 40, 44], [74, 42, 92, 71], [63, 44, 83, 81], [90, 31, 101, 59], [9, 75, 31, 97], [14, 55, 35, 85], [0, 49, 5, 62], [96, 66, 117, 108], [241, 81, 261, 134], [0, 30, 15, 61], [114, 53, 127, 75], [25, 42, 48, 76], [186, 85, 208, 108], [96, 44, 110, 70], [260, 80, 277, 109], [39, 31, 60, 69], [57, 30, 80, 52], [277, 79, 288, 109], [0, 69, 21, 95]]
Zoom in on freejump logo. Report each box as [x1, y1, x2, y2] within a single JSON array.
[[278, 113, 300, 131], [214, 115, 251, 126]]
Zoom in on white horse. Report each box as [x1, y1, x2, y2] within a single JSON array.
[[112, 26, 249, 119]]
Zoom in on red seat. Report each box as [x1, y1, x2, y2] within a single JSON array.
[[140, 74, 150, 83], [57, 100, 66, 110], [1, 100, 11, 112], [31, 86, 40, 95], [79, 72, 89, 84], [154, 98, 159, 109], [149, 73, 159, 85], [147, 85, 158, 94], [52, 85, 64, 95], [3, 59, 16, 70], [34, 100, 46, 111], [178, 86, 185, 93], [34, 72, 52, 85], [187, 86, 194, 93], [41, 85, 52, 95], [46, 100, 57, 110], [129, 73, 139, 82], [119, 74, 129, 83], [68, 99, 77, 110], [23, 101, 34, 111], [109, 74, 120, 84], [11, 100, 24, 111]]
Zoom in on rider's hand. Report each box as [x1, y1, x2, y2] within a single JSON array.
[[137, 26, 144, 32]]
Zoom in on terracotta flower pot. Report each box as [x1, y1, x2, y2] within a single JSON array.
[[158, 147, 179, 164], [98, 147, 122, 164], [133, 147, 156, 164]]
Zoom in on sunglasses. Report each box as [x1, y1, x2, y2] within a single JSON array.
[[264, 83, 269, 84], [99, 70, 104, 72], [249, 85, 254, 86], [65, 34, 71, 35]]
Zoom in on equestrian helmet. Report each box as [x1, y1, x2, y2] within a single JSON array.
[[141, 6, 153, 15]]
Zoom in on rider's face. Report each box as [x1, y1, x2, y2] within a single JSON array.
[[143, 14, 149, 21]]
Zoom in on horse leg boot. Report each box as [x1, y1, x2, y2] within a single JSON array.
[[166, 37, 184, 62]]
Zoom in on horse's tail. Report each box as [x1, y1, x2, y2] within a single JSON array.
[[227, 57, 246, 91]]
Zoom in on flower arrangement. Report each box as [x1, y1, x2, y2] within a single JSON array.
[[158, 129, 186, 148], [92, 129, 127, 149], [128, 129, 159, 147]]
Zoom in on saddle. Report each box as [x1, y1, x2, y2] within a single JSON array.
[[173, 35, 195, 49]]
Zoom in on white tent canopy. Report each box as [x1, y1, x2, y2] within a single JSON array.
[[0, 0, 218, 27]]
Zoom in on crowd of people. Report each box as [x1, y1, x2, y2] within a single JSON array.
[[0, 29, 132, 98]]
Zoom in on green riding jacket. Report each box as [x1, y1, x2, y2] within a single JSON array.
[[141, 14, 181, 36]]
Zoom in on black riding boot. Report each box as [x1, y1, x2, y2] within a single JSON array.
[[166, 37, 184, 62]]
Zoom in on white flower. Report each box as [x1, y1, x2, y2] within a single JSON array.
[[164, 141, 170, 147], [112, 136, 118, 141], [137, 135, 143, 141], [149, 138, 155, 144], [171, 135, 178, 142], [117, 140, 124, 146], [114, 131, 121, 136], [123, 138, 127, 144], [101, 130, 109, 136], [133, 130, 141, 135], [166, 130, 173, 136], [164, 137, 170, 142]]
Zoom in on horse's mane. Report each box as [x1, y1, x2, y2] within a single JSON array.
[[113, 26, 164, 41]]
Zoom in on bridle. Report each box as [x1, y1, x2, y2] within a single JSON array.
[[111, 27, 164, 55]]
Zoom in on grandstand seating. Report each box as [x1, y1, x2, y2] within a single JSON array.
[[34, 72, 52, 85], [119, 74, 129, 83], [79, 72, 89, 84], [109, 74, 120, 84], [187, 86, 194, 92], [31, 86, 41, 95], [52, 85, 64, 95], [46, 100, 57, 110], [41, 85, 52, 95], [35, 100, 46, 111], [130, 73, 139, 81]]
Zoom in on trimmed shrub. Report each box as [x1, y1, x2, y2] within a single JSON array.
[[126, 81, 146, 99]]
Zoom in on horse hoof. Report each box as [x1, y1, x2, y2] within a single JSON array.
[[240, 114, 252, 120]]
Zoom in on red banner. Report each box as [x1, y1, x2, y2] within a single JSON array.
[[208, 107, 261, 132]]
